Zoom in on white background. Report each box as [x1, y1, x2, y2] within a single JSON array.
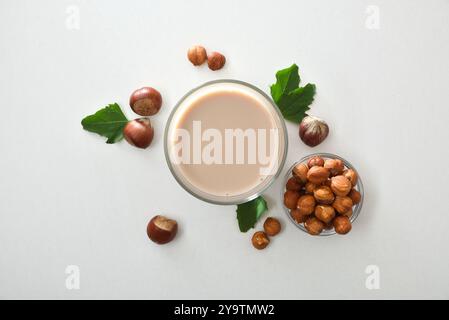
[[1, 0, 449, 299]]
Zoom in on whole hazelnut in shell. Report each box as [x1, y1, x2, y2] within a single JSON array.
[[129, 87, 162, 116], [284, 190, 300, 210], [207, 51, 226, 71], [292, 163, 309, 183], [348, 189, 361, 205], [333, 216, 352, 235], [252, 231, 270, 250], [147, 215, 178, 244], [313, 186, 335, 204], [304, 182, 317, 194], [187, 45, 207, 66], [290, 209, 308, 223], [331, 175, 352, 196], [123, 118, 154, 149], [342, 207, 353, 218], [332, 196, 353, 214], [343, 169, 358, 187], [324, 159, 344, 176], [296, 195, 316, 215], [299, 116, 329, 147], [286, 177, 302, 191], [307, 156, 325, 168], [307, 166, 330, 184], [305, 217, 325, 235], [315, 205, 336, 224], [263, 217, 281, 236]]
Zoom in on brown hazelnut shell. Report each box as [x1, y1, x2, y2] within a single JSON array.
[[129, 87, 162, 116], [147, 215, 178, 244], [252, 231, 269, 250], [263, 217, 281, 236]]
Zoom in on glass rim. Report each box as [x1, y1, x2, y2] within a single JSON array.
[[164, 79, 289, 205], [282, 152, 365, 236]]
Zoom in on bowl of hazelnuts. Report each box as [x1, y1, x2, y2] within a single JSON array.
[[282, 153, 364, 236]]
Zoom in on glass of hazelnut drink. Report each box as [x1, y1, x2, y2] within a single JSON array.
[[164, 80, 288, 205]]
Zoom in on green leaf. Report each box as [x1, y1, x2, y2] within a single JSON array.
[[236, 196, 268, 232], [278, 83, 316, 123], [270, 64, 316, 123], [270, 64, 300, 103], [81, 103, 129, 144]]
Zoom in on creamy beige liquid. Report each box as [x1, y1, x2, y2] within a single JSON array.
[[167, 82, 285, 201]]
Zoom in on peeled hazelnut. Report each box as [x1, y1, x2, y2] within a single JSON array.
[[207, 51, 226, 71], [123, 118, 154, 149], [292, 163, 308, 183], [304, 182, 317, 194], [333, 216, 352, 235], [305, 216, 325, 235], [299, 116, 329, 147], [332, 196, 353, 214], [286, 177, 302, 191], [187, 45, 207, 66], [307, 156, 325, 168], [129, 87, 162, 116], [284, 190, 300, 210], [147, 215, 178, 244], [263, 217, 281, 236], [296, 195, 316, 215], [331, 175, 352, 196], [315, 205, 336, 224], [348, 189, 361, 205], [290, 209, 308, 223], [343, 169, 358, 187], [252, 231, 270, 250], [324, 159, 344, 176], [307, 166, 330, 184], [313, 186, 335, 204]]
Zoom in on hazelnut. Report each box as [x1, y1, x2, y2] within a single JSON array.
[[207, 51, 226, 71], [343, 169, 358, 187], [252, 231, 269, 250], [348, 189, 361, 205], [129, 87, 162, 116], [332, 196, 353, 214], [299, 116, 329, 147], [324, 159, 344, 176], [292, 163, 308, 183], [314, 205, 336, 224], [290, 209, 308, 223], [304, 182, 317, 194], [331, 175, 352, 196], [263, 217, 281, 236], [123, 118, 154, 149], [342, 207, 353, 217], [147, 215, 178, 244], [333, 216, 352, 235], [307, 166, 330, 184], [313, 186, 335, 204], [286, 177, 302, 191], [307, 156, 325, 168], [296, 195, 316, 215], [187, 45, 207, 66], [283, 190, 300, 210], [304, 216, 325, 235]]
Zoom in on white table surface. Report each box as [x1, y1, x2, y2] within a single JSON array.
[[1, 0, 449, 299]]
